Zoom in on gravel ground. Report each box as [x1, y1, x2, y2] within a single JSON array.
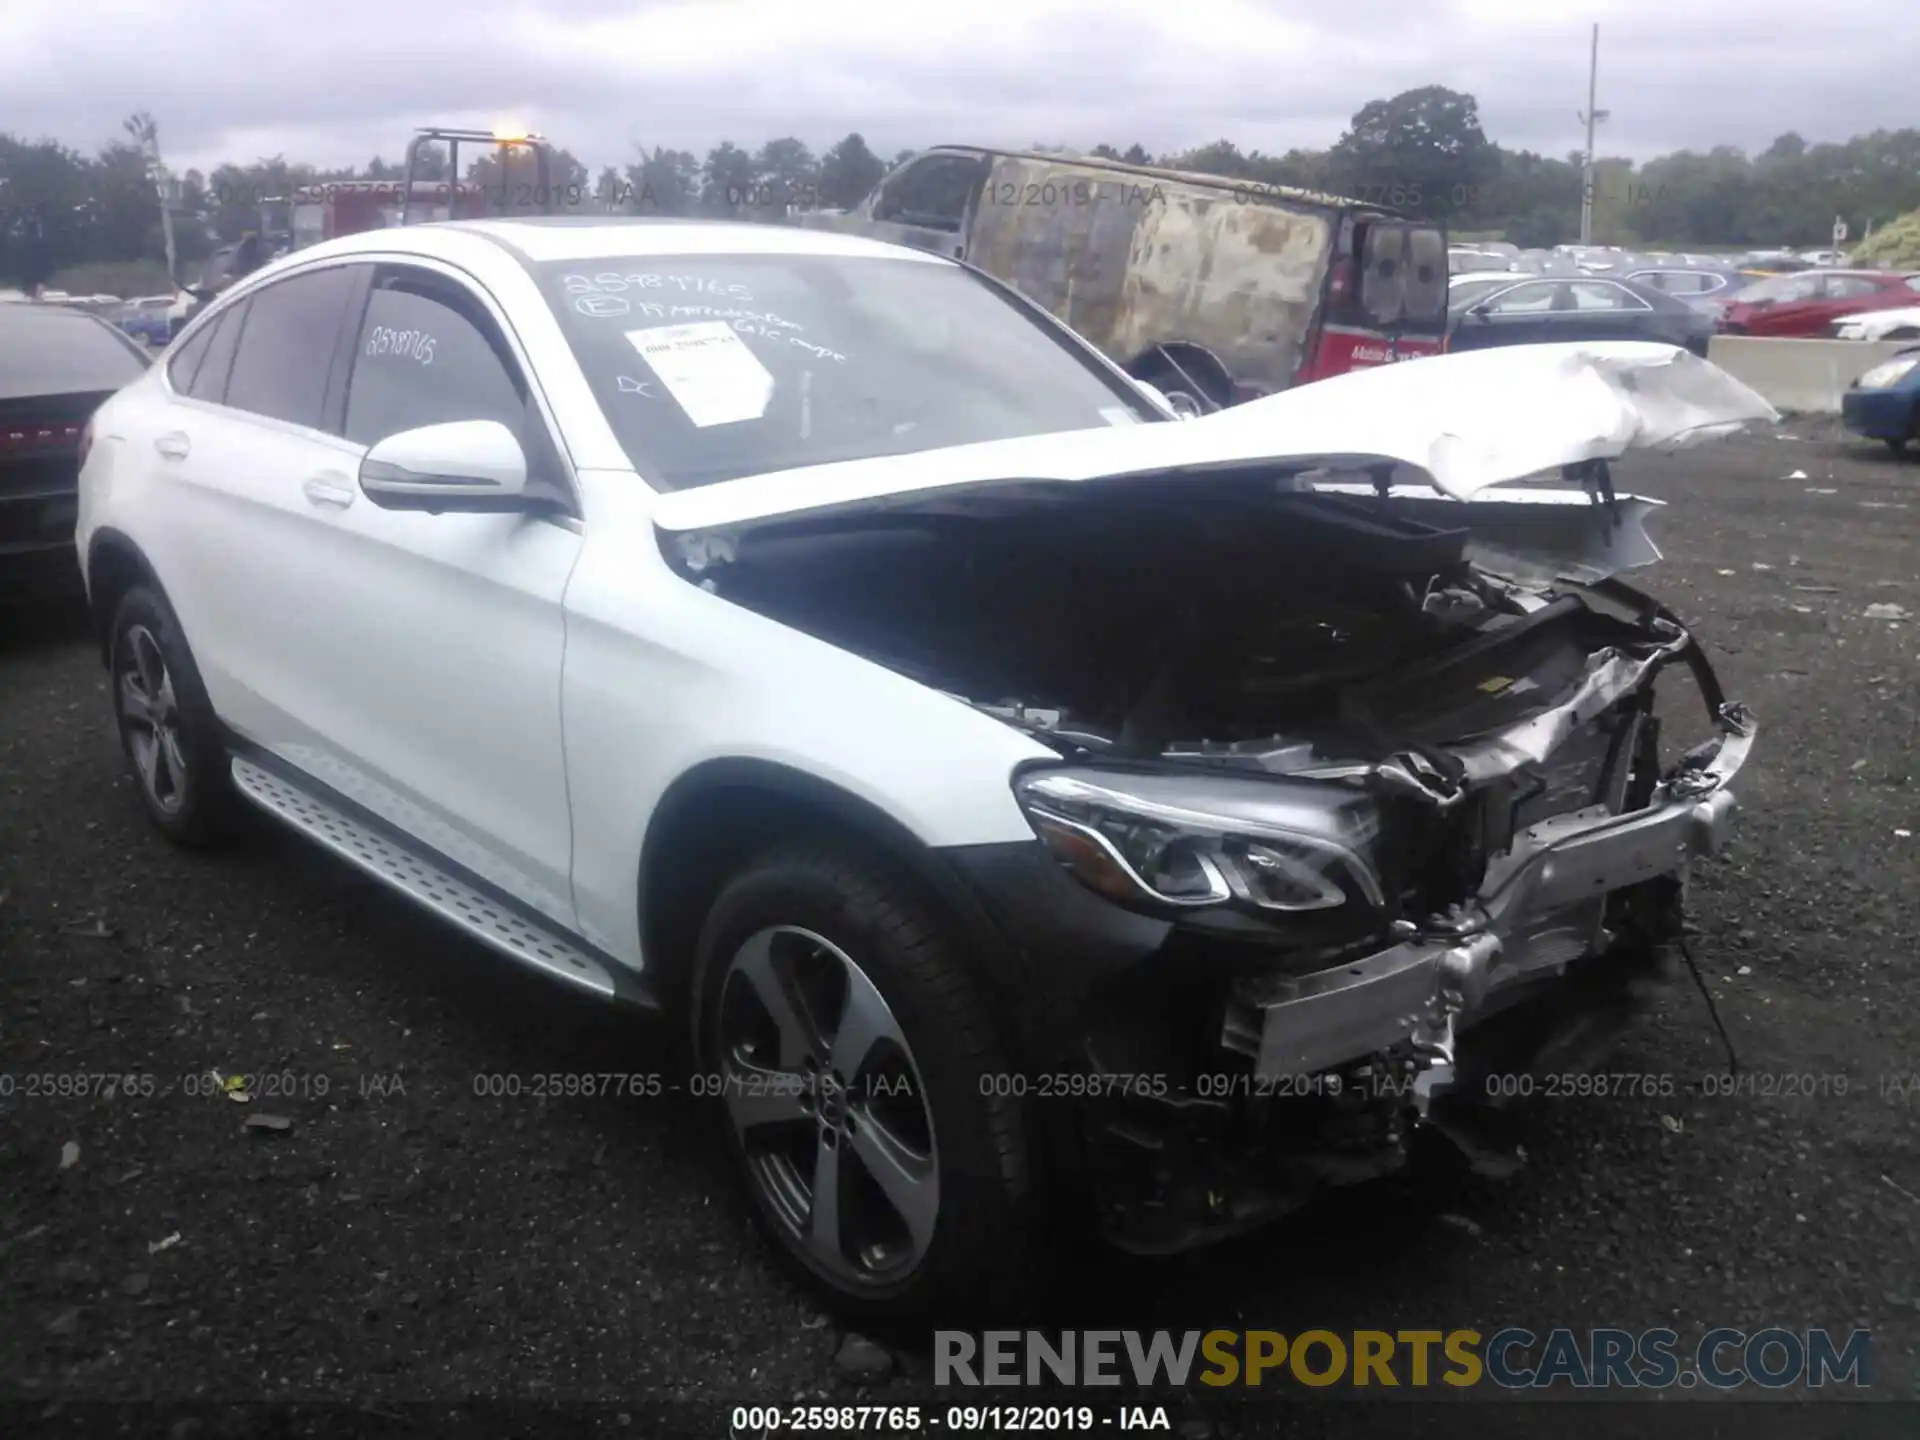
[[2, 423, 1916, 1437]]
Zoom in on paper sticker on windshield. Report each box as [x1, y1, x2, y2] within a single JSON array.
[[625, 321, 773, 427]]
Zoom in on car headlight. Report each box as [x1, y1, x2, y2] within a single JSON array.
[[1857, 357, 1919, 389], [1013, 767, 1386, 917]]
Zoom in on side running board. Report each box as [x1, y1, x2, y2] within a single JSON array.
[[230, 755, 627, 1002]]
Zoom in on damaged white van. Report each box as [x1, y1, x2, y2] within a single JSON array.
[[76, 220, 1767, 1319]]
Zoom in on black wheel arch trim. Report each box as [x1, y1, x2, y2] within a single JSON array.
[[85, 527, 168, 667], [638, 758, 1025, 989]]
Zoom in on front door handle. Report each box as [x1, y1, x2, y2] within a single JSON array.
[[302, 475, 356, 509], [155, 432, 190, 460]]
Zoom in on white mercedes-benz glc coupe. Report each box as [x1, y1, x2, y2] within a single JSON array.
[[77, 218, 1763, 1318]]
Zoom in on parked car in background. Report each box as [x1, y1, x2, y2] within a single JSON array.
[[1716, 270, 1920, 336], [1799, 249, 1851, 267], [1840, 347, 1920, 454], [1, 302, 149, 599], [1448, 275, 1714, 356], [803, 145, 1450, 404], [1830, 306, 1920, 342]]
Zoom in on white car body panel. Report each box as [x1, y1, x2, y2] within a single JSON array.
[[77, 223, 1776, 986], [560, 470, 1053, 963]]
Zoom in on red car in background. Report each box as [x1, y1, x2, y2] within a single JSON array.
[[1715, 269, 1920, 336]]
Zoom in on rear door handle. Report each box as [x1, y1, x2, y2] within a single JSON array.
[[302, 474, 356, 509], [155, 432, 190, 460]]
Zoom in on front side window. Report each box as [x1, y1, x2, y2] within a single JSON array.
[[224, 267, 362, 428], [0, 309, 148, 400], [343, 272, 526, 448], [538, 254, 1155, 490]]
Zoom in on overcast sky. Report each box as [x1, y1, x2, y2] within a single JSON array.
[[2, 0, 1914, 177]]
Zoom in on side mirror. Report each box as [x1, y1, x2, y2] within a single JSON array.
[[359, 420, 533, 513], [1468, 302, 1493, 319]]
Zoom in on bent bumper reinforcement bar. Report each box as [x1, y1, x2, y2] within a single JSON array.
[[1240, 702, 1756, 1083]]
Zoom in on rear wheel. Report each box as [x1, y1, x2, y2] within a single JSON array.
[[108, 586, 242, 847], [690, 842, 1041, 1320]]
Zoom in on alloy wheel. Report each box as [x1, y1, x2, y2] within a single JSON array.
[[715, 925, 939, 1287], [118, 624, 188, 815]]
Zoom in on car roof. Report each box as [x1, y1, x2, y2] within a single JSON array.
[[279, 217, 952, 270]]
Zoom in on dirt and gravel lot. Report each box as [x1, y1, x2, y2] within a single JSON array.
[[2, 423, 1916, 1437]]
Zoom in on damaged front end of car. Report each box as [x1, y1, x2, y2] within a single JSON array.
[[653, 342, 1770, 1254]]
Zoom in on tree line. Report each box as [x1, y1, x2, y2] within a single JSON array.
[[6, 86, 1920, 290]]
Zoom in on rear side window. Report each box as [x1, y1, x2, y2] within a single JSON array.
[[165, 314, 219, 392], [342, 277, 526, 448], [1485, 281, 1560, 314], [173, 303, 248, 403], [0, 309, 148, 400], [224, 267, 361, 429], [1569, 282, 1648, 311], [871, 154, 988, 232]]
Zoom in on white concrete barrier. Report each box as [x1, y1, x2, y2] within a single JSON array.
[[1705, 336, 1917, 414]]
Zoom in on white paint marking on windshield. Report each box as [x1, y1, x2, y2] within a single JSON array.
[[616, 375, 657, 397], [575, 293, 632, 318]]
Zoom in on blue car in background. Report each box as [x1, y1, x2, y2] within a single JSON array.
[[118, 310, 171, 347], [1841, 347, 1920, 455]]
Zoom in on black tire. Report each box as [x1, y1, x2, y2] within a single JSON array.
[[107, 585, 243, 847], [690, 840, 1042, 1321], [1889, 437, 1910, 456]]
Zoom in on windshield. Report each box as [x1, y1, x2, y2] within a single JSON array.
[[536, 254, 1157, 490], [0, 308, 148, 400]]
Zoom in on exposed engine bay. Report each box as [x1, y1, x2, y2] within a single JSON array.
[[670, 470, 1693, 775]]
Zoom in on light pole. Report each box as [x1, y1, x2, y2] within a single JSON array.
[[1576, 23, 1610, 246]]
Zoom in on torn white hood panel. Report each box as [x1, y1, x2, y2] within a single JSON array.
[[1200, 341, 1779, 500], [648, 341, 1776, 533]]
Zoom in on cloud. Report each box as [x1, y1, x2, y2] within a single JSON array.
[[1, 0, 1913, 175]]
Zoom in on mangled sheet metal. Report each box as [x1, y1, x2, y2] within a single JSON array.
[[1200, 340, 1781, 500]]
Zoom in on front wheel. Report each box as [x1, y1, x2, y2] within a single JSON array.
[[690, 842, 1042, 1320]]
